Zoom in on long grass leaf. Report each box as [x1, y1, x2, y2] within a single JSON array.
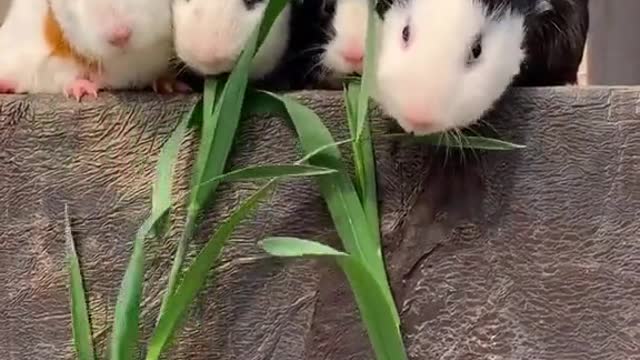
[[111, 103, 197, 357], [260, 237, 407, 360], [159, 0, 291, 317], [197, 164, 337, 187], [64, 204, 96, 360], [146, 181, 276, 360], [346, 82, 380, 240], [256, 91, 398, 322], [152, 103, 201, 237], [109, 217, 153, 360]]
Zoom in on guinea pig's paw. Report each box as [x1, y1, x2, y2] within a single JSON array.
[[64, 79, 100, 102], [0, 79, 18, 94], [152, 77, 193, 94]]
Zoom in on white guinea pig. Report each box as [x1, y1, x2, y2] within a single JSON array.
[[172, 0, 292, 79], [319, 0, 370, 85], [374, 0, 589, 136], [374, 0, 527, 135]]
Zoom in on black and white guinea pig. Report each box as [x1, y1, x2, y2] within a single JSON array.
[[374, 0, 589, 135], [172, 0, 292, 80], [281, 0, 370, 90]]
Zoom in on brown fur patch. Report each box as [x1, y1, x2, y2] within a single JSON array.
[[43, 5, 99, 72]]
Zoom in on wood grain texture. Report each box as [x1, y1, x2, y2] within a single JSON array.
[[0, 87, 639, 360]]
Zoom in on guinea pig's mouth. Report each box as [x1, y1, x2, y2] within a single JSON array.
[[188, 61, 236, 77]]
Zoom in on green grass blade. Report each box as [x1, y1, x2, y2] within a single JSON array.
[[261, 237, 348, 257], [189, 0, 290, 210], [109, 217, 153, 360], [152, 103, 201, 237], [260, 237, 407, 360], [159, 0, 291, 318], [146, 181, 277, 360], [355, 1, 379, 142], [337, 256, 407, 360], [197, 164, 337, 187], [257, 91, 398, 323], [271, 92, 380, 270], [345, 82, 380, 240], [64, 204, 96, 360], [111, 102, 197, 358]]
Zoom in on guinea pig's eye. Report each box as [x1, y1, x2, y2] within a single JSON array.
[[322, 0, 336, 15], [467, 34, 483, 66], [243, 0, 263, 10], [401, 25, 411, 44]]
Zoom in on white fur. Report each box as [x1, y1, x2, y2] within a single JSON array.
[[0, 0, 173, 93], [322, 0, 369, 77], [50, 0, 173, 89], [0, 0, 80, 93], [172, 0, 291, 79], [374, 0, 526, 135]]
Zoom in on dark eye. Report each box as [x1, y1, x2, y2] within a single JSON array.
[[322, 0, 336, 15], [467, 34, 482, 65], [402, 25, 410, 43], [243, 0, 263, 10]]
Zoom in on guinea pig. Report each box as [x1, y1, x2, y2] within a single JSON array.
[[0, 0, 176, 98], [172, 0, 292, 80], [282, 0, 371, 90], [374, 0, 589, 135]]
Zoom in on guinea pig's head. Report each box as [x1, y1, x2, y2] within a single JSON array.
[[375, 0, 527, 135], [49, 0, 172, 59], [173, 0, 291, 79], [319, 0, 369, 81]]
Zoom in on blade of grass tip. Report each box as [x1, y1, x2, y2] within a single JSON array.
[[158, 0, 290, 319], [112, 98, 197, 356], [196, 164, 337, 188], [152, 102, 202, 237], [146, 181, 277, 360], [260, 237, 408, 360], [354, 0, 379, 143], [259, 91, 398, 323], [261, 237, 349, 258], [64, 204, 96, 360]]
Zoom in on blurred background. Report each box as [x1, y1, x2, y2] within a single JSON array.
[[581, 0, 640, 85], [0, 0, 636, 85]]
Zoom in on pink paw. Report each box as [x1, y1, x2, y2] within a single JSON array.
[[152, 77, 192, 94], [64, 78, 99, 101], [0, 79, 17, 94]]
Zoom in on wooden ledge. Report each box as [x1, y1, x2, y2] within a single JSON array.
[[0, 87, 639, 359]]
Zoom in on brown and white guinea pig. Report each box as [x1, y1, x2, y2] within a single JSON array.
[[172, 0, 293, 82], [0, 0, 177, 99], [374, 0, 589, 135], [282, 0, 371, 90]]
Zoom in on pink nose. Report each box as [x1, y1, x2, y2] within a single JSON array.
[[107, 26, 132, 48], [341, 46, 364, 68], [403, 105, 435, 131]]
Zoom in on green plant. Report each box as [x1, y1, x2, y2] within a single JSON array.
[[65, 0, 524, 359]]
